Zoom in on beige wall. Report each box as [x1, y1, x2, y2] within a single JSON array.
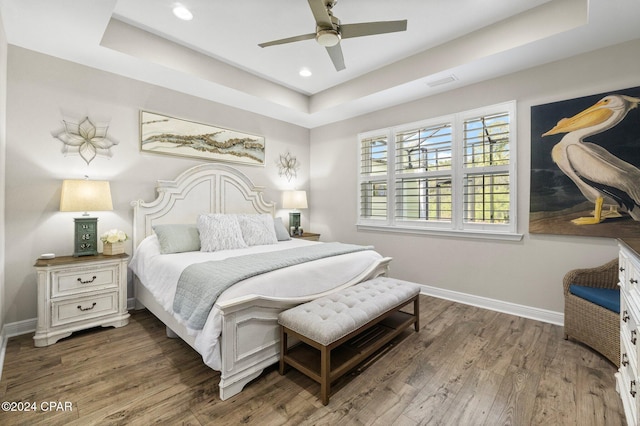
[[3, 47, 310, 324], [309, 39, 640, 314], [3, 38, 640, 325]]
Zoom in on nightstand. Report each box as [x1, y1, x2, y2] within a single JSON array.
[[292, 232, 321, 241], [33, 253, 130, 347]]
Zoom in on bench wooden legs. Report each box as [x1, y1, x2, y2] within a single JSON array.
[[321, 346, 331, 405], [414, 297, 420, 331]]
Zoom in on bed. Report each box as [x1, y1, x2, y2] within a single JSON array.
[[130, 163, 392, 400]]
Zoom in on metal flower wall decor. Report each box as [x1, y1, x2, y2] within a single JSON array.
[[52, 116, 119, 165], [276, 151, 300, 181]]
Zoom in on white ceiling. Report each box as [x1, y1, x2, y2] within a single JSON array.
[[1, 0, 640, 128], [112, 0, 552, 95]]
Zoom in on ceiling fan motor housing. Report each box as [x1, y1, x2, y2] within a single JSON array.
[[316, 28, 341, 46], [316, 12, 341, 47]]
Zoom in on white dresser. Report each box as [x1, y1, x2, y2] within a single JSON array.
[[33, 253, 130, 347], [617, 238, 640, 426]]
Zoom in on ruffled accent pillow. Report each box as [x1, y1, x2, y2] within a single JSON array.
[[198, 214, 247, 252], [236, 214, 278, 246]]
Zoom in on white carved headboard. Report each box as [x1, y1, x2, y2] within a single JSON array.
[[131, 163, 276, 248]]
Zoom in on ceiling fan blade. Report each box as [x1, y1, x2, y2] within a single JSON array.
[[340, 20, 408, 39], [326, 44, 345, 71], [258, 33, 316, 48], [308, 0, 333, 28]]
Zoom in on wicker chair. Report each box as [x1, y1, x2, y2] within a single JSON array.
[[563, 258, 620, 367]]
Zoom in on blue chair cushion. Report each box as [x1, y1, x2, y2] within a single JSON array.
[[569, 284, 620, 314]]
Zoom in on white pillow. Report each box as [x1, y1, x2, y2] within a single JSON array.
[[237, 214, 278, 246], [197, 214, 247, 252]]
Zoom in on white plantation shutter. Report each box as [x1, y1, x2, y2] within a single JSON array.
[[357, 101, 517, 238], [462, 111, 511, 225], [394, 122, 453, 222], [395, 123, 452, 173], [359, 135, 388, 219]]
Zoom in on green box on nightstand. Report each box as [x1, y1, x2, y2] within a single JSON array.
[[73, 217, 98, 257]]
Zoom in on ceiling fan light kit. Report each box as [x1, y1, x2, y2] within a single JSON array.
[[258, 0, 407, 71], [316, 29, 341, 47]]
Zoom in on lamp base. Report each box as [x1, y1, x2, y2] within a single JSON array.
[[289, 212, 301, 237], [73, 217, 98, 257]]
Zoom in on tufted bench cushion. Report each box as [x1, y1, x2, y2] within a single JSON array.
[[278, 277, 420, 346], [278, 277, 421, 405]]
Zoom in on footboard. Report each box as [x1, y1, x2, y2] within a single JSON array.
[[216, 256, 392, 400]]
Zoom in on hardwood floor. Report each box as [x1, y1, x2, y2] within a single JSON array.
[[0, 296, 625, 425]]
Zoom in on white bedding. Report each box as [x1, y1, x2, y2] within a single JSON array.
[[129, 235, 384, 370]]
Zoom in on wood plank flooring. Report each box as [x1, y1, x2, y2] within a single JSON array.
[[0, 296, 626, 425]]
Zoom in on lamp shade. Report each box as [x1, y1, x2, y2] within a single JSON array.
[[282, 190, 308, 209], [60, 179, 113, 212]]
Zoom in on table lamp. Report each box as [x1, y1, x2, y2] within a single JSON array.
[[60, 178, 113, 257], [283, 190, 308, 236]]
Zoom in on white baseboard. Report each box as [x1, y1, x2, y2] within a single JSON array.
[[0, 332, 5, 381], [416, 282, 564, 326], [3, 317, 37, 338]]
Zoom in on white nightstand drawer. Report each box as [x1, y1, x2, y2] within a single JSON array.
[[52, 292, 119, 326], [52, 266, 118, 297], [34, 254, 129, 347]]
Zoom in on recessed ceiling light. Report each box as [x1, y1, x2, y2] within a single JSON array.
[[299, 68, 312, 77], [173, 4, 193, 21]]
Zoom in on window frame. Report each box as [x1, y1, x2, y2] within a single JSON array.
[[357, 101, 522, 241]]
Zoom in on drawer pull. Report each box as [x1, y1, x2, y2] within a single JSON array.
[[623, 310, 630, 323], [620, 266, 626, 272], [77, 276, 97, 285], [622, 353, 629, 366], [631, 380, 637, 398], [631, 278, 639, 284], [632, 330, 637, 345], [77, 302, 97, 312]]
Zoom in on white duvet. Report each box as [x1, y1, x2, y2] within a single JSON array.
[[129, 235, 384, 370]]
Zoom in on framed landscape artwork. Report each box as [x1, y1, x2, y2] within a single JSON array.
[[530, 86, 640, 238], [140, 111, 265, 166]]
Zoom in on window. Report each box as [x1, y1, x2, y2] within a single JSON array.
[[359, 134, 388, 219], [358, 101, 519, 239]]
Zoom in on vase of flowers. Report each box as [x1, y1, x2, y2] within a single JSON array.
[[101, 229, 128, 255]]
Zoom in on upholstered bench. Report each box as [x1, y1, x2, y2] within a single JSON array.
[[278, 277, 420, 405]]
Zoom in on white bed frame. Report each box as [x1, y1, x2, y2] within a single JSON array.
[[131, 163, 392, 400]]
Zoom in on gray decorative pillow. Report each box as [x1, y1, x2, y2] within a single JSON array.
[[153, 224, 201, 254], [273, 217, 291, 241], [198, 214, 248, 252], [237, 214, 278, 246]]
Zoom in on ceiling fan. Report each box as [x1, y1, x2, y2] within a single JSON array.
[[258, 0, 407, 71]]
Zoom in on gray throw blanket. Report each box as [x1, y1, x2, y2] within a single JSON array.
[[173, 242, 373, 330]]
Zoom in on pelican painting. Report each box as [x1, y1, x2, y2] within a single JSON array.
[[541, 94, 640, 225]]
